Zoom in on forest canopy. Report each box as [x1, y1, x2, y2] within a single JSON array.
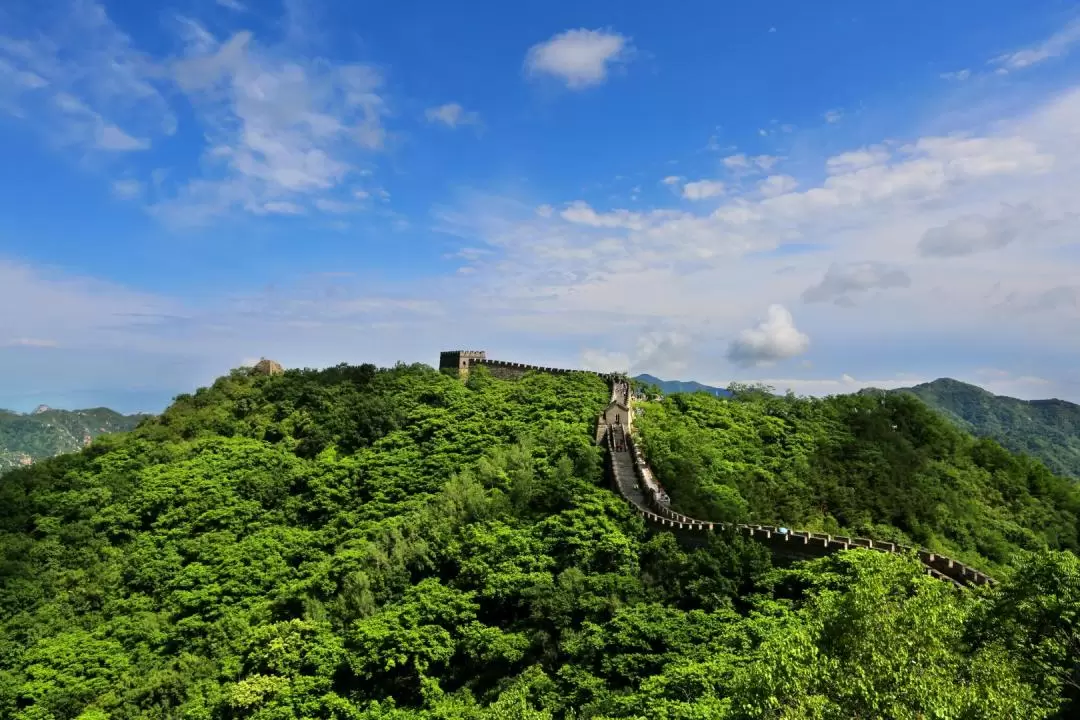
[[0, 362, 1077, 719]]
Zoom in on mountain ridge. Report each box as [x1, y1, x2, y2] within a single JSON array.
[[635, 372, 1080, 479], [878, 377, 1080, 479], [0, 406, 150, 472]]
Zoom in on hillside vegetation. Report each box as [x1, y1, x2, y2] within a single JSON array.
[[634, 388, 1080, 578], [884, 378, 1080, 479], [0, 407, 149, 472], [1, 363, 1078, 719]]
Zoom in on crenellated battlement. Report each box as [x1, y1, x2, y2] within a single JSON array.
[[439, 349, 625, 381], [602, 396, 995, 589], [438, 347, 992, 589]]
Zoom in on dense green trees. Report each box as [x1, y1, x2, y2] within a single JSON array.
[[0, 363, 1077, 718], [634, 388, 1080, 576], [888, 378, 1080, 479]]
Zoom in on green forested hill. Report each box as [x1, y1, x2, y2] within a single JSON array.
[[878, 378, 1080, 479], [0, 406, 150, 472], [1, 362, 1078, 719]]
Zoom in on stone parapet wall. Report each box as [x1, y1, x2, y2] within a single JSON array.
[[608, 421, 994, 589], [438, 350, 996, 590]]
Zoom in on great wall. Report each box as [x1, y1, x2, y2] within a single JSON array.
[[441, 349, 996, 589]]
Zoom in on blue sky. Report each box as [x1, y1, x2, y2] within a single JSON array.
[[2, 0, 1080, 412]]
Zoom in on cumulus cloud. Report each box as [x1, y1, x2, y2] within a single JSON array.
[[524, 28, 632, 89], [726, 305, 809, 367], [824, 109, 844, 123], [425, 102, 480, 129], [661, 175, 682, 185], [682, 179, 726, 200], [802, 262, 912, 305], [919, 203, 1039, 258], [992, 18, 1080, 71]]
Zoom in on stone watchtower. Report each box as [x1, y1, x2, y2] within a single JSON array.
[[439, 350, 486, 378], [252, 358, 284, 376]]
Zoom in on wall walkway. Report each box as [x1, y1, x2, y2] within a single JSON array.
[[600, 380, 995, 589]]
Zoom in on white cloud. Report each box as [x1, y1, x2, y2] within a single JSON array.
[[5, 337, 59, 348], [96, 124, 149, 151], [155, 23, 389, 225], [425, 102, 480, 129], [992, 18, 1080, 71], [759, 174, 798, 198], [723, 154, 750, 169], [661, 175, 682, 185], [0, 257, 460, 411], [111, 179, 143, 199], [753, 154, 781, 171], [722, 153, 780, 173], [682, 179, 725, 200], [824, 109, 844, 123], [825, 146, 891, 174], [261, 201, 305, 215], [940, 69, 971, 81], [216, 0, 246, 11], [581, 348, 630, 373], [314, 198, 359, 214], [918, 203, 1040, 258], [524, 28, 632, 89], [802, 262, 912, 306], [0, 1, 174, 151], [726, 305, 809, 367], [560, 200, 643, 229]]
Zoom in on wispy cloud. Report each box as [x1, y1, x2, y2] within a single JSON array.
[[153, 21, 390, 225], [992, 18, 1080, 71], [940, 69, 971, 81], [0, 1, 174, 151]]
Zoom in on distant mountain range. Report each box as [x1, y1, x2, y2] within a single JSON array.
[[0, 407, 150, 473], [633, 374, 733, 398], [636, 373, 1080, 479]]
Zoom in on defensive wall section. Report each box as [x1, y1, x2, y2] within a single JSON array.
[[439, 349, 625, 383], [600, 383, 995, 588], [607, 428, 995, 588], [440, 349, 995, 589]]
